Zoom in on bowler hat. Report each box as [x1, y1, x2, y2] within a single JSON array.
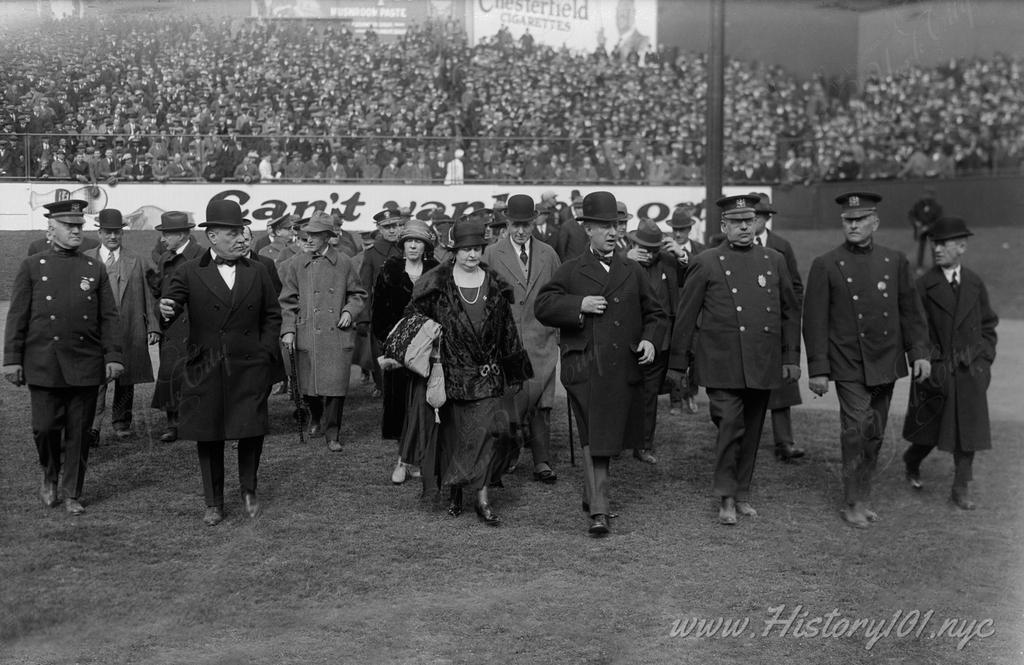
[[154, 210, 194, 231], [43, 199, 89, 223], [401, 219, 434, 248], [669, 208, 696, 229], [835, 192, 881, 219], [577, 191, 618, 225], [505, 194, 538, 224], [929, 216, 973, 242], [628, 219, 664, 248], [199, 200, 250, 228], [96, 208, 126, 229], [716, 195, 756, 221], [450, 221, 487, 250]]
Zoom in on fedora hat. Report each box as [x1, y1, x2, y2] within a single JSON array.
[[669, 207, 696, 229], [96, 208, 126, 229], [505, 194, 538, 224], [577, 191, 618, 225], [450, 221, 487, 250], [154, 210, 195, 231], [401, 219, 434, 248], [749, 192, 776, 215], [616, 200, 633, 222], [929, 216, 973, 242], [628, 219, 664, 248], [199, 200, 249, 228]]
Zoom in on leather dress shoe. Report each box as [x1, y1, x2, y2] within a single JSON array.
[[841, 505, 869, 529], [532, 467, 557, 484], [581, 502, 619, 519], [588, 514, 609, 537], [39, 478, 59, 508], [951, 490, 976, 511], [633, 449, 658, 465], [203, 506, 224, 526], [327, 439, 343, 452], [242, 492, 262, 518], [735, 501, 758, 517], [863, 507, 879, 522], [475, 501, 501, 526], [159, 427, 178, 443], [64, 498, 86, 515], [906, 470, 923, 490], [774, 442, 805, 462], [719, 498, 737, 525], [447, 487, 463, 517], [307, 423, 323, 437]]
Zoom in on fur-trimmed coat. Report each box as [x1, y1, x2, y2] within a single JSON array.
[[371, 256, 440, 343], [406, 263, 531, 401]]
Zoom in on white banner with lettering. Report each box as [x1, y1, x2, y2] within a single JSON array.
[[472, 0, 658, 54], [0, 182, 769, 238]]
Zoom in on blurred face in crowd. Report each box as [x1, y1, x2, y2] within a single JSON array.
[[585, 221, 617, 254], [240, 226, 253, 253], [98, 227, 123, 251], [672, 223, 693, 245], [616, 220, 628, 239], [721, 216, 754, 247], [161, 230, 189, 252], [402, 237, 425, 262], [206, 226, 247, 260], [48, 220, 83, 250], [377, 219, 402, 243], [842, 213, 879, 247], [510, 221, 534, 246], [752, 212, 770, 235], [454, 245, 483, 272], [298, 229, 329, 254], [932, 237, 967, 269]]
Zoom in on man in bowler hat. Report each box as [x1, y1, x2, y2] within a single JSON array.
[[803, 192, 930, 528], [4, 199, 124, 515], [668, 195, 801, 525], [536, 191, 667, 536], [84, 208, 159, 443], [901, 216, 998, 510], [158, 200, 282, 526]]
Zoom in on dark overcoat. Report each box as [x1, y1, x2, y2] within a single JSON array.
[[407, 263, 530, 401], [803, 242, 929, 386], [359, 237, 401, 330], [535, 250, 668, 456], [902, 266, 998, 451], [668, 243, 800, 389], [554, 220, 588, 262], [83, 247, 157, 385], [4, 248, 123, 386], [150, 239, 205, 409], [279, 247, 366, 396], [371, 256, 440, 342], [764, 231, 803, 409], [162, 252, 282, 441]]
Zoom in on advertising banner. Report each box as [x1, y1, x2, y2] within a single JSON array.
[[2, 182, 768, 238], [472, 0, 657, 54], [252, 0, 428, 34]]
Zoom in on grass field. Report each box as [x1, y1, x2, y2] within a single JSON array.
[[2, 224, 1023, 318], [2, 338, 1023, 663]]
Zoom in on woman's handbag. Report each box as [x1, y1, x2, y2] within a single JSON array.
[[382, 311, 441, 378], [426, 359, 446, 423]]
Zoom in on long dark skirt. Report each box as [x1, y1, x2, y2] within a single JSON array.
[[399, 375, 439, 495], [438, 396, 517, 492], [381, 368, 411, 440]]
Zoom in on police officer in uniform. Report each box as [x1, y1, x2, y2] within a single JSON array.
[[4, 199, 124, 515], [803, 192, 930, 529], [667, 195, 801, 526]]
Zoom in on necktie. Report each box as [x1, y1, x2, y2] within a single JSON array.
[[519, 244, 528, 267], [214, 255, 237, 267], [755, 236, 763, 246], [105, 251, 117, 271], [950, 273, 959, 293]]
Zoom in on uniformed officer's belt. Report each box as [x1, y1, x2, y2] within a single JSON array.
[[478, 362, 501, 377]]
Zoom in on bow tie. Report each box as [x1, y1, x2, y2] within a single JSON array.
[[594, 251, 613, 266], [214, 255, 237, 267]]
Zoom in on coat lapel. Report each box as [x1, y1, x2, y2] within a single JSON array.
[[922, 267, 956, 318], [197, 253, 234, 306], [231, 257, 258, 307], [953, 269, 978, 327], [495, 238, 528, 290], [604, 253, 630, 295], [578, 249, 609, 289]]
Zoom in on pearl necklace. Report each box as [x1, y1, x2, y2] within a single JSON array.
[[458, 284, 482, 304]]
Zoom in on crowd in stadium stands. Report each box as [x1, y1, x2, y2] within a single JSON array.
[[0, 15, 1021, 184]]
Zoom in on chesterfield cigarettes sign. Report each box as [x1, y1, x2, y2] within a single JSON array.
[[1, 182, 766, 239], [473, 0, 657, 54]]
